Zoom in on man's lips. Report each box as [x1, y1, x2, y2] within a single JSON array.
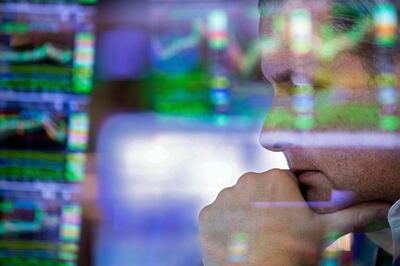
[[293, 170, 325, 189], [294, 170, 321, 185], [293, 170, 354, 213]]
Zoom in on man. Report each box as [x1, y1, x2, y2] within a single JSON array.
[[199, 0, 400, 265]]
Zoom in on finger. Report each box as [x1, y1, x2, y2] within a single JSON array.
[[319, 201, 391, 237], [254, 169, 305, 202], [199, 234, 227, 266]]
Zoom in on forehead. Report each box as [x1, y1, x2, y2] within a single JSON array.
[[258, 0, 380, 58]]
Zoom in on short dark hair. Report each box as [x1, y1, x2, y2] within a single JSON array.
[[259, 0, 400, 20], [258, 0, 400, 51]]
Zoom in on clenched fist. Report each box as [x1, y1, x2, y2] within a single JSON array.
[[198, 169, 390, 266]]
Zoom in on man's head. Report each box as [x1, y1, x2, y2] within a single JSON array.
[[259, 0, 400, 213]]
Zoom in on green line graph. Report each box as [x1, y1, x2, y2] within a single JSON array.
[[0, 43, 72, 64], [0, 201, 44, 235], [0, 150, 65, 181], [0, 114, 67, 143], [152, 19, 204, 61], [0, 64, 72, 76], [0, 78, 71, 91], [0, 150, 64, 162]]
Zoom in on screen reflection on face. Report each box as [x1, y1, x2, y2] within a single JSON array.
[[259, 0, 400, 210]]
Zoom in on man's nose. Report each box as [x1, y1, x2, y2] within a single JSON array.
[[272, 141, 294, 152], [260, 127, 294, 152], [262, 141, 294, 152]]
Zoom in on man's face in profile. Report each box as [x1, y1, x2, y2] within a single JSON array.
[[259, 0, 400, 213]]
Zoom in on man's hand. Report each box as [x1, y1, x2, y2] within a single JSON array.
[[198, 169, 390, 266]]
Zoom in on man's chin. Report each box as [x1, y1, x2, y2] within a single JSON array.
[[306, 200, 352, 214], [304, 189, 355, 214]]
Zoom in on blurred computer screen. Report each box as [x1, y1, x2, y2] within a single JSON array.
[[1, 0, 398, 265], [0, 0, 95, 265]]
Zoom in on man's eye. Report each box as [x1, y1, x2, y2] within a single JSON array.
[[270, 71, 292, 84], [273, 81, 295, 97], [328, 2, 374, 33], [312, 70, 333, 92], [273, 78, 332, 98]]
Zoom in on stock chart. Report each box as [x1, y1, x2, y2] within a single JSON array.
[[0, 0, 95, 265]]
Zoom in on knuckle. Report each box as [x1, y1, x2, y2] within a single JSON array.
[[267, 168, 295, 184], [268, 168, 286, 177], [236, 172, 257, 186], [198, 205, 211, 223], [265, 168, 284, 183], [352, 210, 364, 231], [217, 187, 234, 200]]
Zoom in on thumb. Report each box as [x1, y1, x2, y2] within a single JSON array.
[[319, 202, 391, 237]]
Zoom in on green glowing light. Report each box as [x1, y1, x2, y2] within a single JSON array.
[[147, 71, 212, 117], [374, 3, 397, 47], [266, 107, 295, 129], [0, 150, 64, 161], [211, 76, 230, 88], [294, 84, 313, 95], [73, 74, 93, 94], [215, 114, 230, 126], [73, 32, 95, 94], [208, 10, 228, 50], [322, 260, 338, 266], [0, 22, 28, 34], [63, 205, 82, 214], [0, 167, 64, 180], [80, 0, 97, 3], [273, 15, 286, 35], [290, 9, 312, 55], [317, 104, 379, 130], [209, 38, 228, 50], [208, 10, 228, 32], [0, 201, 13, 213], [66, 153, 86, 182], [58, 251, 78, 261], [318, 18, 371, 61], [232, 232, 248, 242], [325, 231, 342, 242], [296, 115, 314, 130], [264, 103, 382, 131], [0, 78, 71, 91], [380, 115, 399, 131], [1, 64, 72, 75], [377, 73, 397, 87]]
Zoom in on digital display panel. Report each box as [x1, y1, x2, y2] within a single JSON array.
[[0, 2, 96, 94], [0, 100, 89, 182], [0, 1, 95, 265], [0, 183, 81, 266]]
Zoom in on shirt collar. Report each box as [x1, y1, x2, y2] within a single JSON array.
[[388, 199, 400, 228], [389, 199, 400, 260], [365, 199, 400, 258]]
